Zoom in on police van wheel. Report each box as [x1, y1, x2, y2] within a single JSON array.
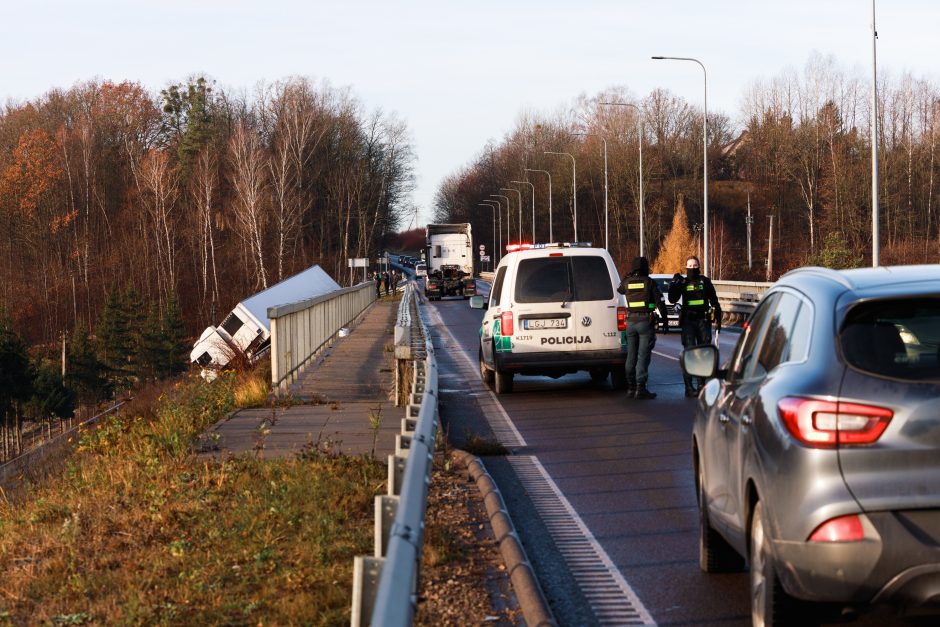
[[495, 370, 514, 394], [479, 348, 494, 386], [610, 366, 628, 390], [590, 369, 608, 383]]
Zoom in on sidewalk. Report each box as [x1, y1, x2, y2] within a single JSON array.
[[206, 298, 402, 459]]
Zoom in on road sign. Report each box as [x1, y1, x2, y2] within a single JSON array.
[[347, 258, 368, 268], [479, 244, 485, 251], [480, 255, 491, 262]]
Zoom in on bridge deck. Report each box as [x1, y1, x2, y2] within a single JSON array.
[[205, 299, 401, 459]]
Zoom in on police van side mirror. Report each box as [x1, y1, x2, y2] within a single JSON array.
[[469, 295, 487, 310]]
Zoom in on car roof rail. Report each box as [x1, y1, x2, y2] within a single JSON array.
[[780, 266, 855, 289]]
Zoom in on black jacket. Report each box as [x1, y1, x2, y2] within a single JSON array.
[[618, 274, 668, 320], [668, 274, 721, 325]]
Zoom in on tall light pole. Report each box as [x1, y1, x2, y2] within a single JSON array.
[[525, 168, 553, 243], [574, 133, 608, 249], [653, 55, 709, 277], [480, 201, 499, 266], [545, 151, 577, 241], [511, 180, 536, 243], [871, 0, 880, 267], [501, 187, 523, 244], [490, 194, 510, 248], [601, 101, 646, 256]]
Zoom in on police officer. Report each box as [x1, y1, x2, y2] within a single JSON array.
[[374, 271, 381, 298], [617, 256, 668, 399], [668, 256, 721, 397]]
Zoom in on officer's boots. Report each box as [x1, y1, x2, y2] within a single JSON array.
[[626, 378, 636, 398], [683, 374, 698, 398], [634, 386, 657, 400]]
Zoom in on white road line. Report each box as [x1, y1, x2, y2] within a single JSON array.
[[652, 350, 679, 362], [424, 303, 527, 448], [509, 456, 657, 626]]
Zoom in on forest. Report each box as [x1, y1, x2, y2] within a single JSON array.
[[433, 54, 939, 278], [0, 75, 415, 460]]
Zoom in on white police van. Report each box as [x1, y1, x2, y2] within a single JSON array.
[[471, 243, 628, 394]]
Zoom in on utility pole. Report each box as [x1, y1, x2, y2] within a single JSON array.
[[746, 191, 753, 271], [766, 214, 774, 282], [871, 0, 880, 267]]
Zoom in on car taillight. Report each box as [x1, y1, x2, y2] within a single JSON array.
[[778, 397, 893, 448], [617, 307, 627, 331], [808, 514, 866, 542], [500, 311, 514, 336], [428, 282, 437, 288]]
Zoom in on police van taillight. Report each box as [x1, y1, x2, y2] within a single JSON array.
[[500, 311, 514, 336], [617, 307, 627, 331]]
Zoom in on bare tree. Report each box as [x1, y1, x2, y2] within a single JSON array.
[[229, 122, 269, 289]]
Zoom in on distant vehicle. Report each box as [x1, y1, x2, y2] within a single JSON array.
[[649, 273, 681, 331], [426, 264, 476, 301], [684, 265, 940, 625], [189, 265, 340, 375], [473, 243, 627, 393], [426, 223, 474, 298], [414, 262, 427, 278]]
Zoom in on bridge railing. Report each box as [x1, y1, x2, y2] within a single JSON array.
[[267, 282, 377, 394], [711, 279, 773, 326]]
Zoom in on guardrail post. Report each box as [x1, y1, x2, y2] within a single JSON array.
[[375, 495, 400, 557], [387, 455, 407, 496], [351, 556, 384, 627]]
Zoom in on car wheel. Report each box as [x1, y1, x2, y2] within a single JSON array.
[[479, 347, 494, 386], [590, 368, 609, 383], [610, 365, 628, 390], [750, 501, 817, 627], [494, 369, 514, 394], [698, 466, 745, 573]]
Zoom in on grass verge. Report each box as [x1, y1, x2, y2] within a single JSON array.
[[0, 372, 384, 626]]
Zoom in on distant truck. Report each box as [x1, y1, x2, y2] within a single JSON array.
[[425, 223, 476, 300], [189, 265, 341, 374]]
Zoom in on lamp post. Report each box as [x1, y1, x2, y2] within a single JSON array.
[[545, 151, 577, 241], [653, 55, 709, 277], [480, 201, 499, 267], [510, 180, 536, 243], [871, 0, 880, 266], [525, 168, 553, 243], [490, 194, 510, 249], [573, 133, 608, 249], [601, 101, 646, 256], [501, 187, 523, 244]]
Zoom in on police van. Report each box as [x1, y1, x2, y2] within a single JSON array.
[[471, 243, 628, 394]]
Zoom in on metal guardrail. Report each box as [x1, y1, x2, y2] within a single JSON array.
[[268, 282, 377, 394], [711, 279, 773, 325], [351, 284, 438, 626]]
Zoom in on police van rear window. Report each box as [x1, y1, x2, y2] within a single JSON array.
[[515, 256, 613, 303]]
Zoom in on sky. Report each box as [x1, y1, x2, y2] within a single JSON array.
[[2, 1, 938, 228]]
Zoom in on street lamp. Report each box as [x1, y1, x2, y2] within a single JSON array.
[[525, 168, 553, 243], [479, 201, 499, 267], [490, 194, 510, 249], [500, 187, 523, 244], [573, 133, 609, 249], [545, 151, 577, 241], [601, 101, 646, 257], [510, 180, 536, 243], [653, 55, 709, 277], [871, 0, 880, 266]]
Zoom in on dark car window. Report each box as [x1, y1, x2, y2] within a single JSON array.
[[571, 256, 614, 301], [841, 297, 940, 380], [752, 293, 803, 377], [515, 258, 574, 303], [730, 292, 780, 380], [490, 266, 508, 307]]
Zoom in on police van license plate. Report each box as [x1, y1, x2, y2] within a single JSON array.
[[524, 318, 567, 330], [669, 319, 680, 326]]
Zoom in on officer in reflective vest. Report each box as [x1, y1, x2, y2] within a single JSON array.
[[668, 255, 722, 397], [617, 256, 668, 399]]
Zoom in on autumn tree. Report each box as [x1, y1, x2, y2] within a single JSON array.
[[652, 196, 695, 274]]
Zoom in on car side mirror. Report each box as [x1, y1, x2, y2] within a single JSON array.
[[682, 344, 720, 379], [469, 295, 487, 310]]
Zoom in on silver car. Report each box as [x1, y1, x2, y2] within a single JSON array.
[[684, 265, 940, 625]]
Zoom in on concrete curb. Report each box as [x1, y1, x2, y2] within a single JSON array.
[[451, 449, 557, 627]]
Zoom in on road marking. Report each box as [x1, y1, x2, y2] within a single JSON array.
[[509, 456, 657, 626], [652, 350, 679, 362], [424, 304, 527, 448]]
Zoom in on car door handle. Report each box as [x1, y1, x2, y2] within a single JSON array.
[[718, 412, 731, 424], [741, 414, 753, 426]]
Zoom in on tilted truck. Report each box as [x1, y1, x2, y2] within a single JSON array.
[[424, 223, 476, 300], [189, 265, 341, 375]]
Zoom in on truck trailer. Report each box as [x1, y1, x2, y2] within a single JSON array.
[[424, 223, 476, 300], [190, 265, 340, 374]]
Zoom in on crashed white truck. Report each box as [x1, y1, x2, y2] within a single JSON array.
[[190, 265, 340, 374]]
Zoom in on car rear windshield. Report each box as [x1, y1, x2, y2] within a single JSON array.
[[514, 256, 613, 303], [841, 297, 940, 380]]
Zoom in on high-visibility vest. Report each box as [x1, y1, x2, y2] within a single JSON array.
[[684, 278, 708, 312], [625, 277, 655, 312]]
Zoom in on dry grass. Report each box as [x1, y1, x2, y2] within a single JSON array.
[[0, 372, 384, 625], [234, 372, 270, 408]]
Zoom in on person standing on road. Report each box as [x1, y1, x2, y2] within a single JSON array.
[[668, 256, 722, 397], [374, 271, 381, 298], [617, 256, 668, 399], [383, 270, 390, 296]]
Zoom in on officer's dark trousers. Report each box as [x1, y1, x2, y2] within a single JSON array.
[[625, 315, 655, 387], [680, 314, 712, 388]]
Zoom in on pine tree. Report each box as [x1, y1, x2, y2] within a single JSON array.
[[30, 359, 76, 420], [652, 195, 696, 275], [68, 326, 112, 405], [161, 294, 188, 377], [95, 285, 144, 390]]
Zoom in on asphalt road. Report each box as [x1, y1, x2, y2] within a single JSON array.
[[421, 277, 931, 627]]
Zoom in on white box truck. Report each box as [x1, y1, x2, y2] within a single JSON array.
[[424, 223, 476, 300], [190, 265, 341, 374]]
